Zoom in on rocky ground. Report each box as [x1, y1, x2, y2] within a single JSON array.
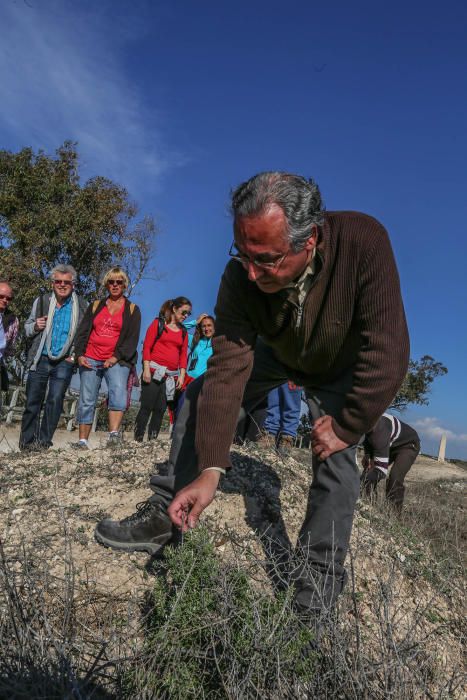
[[0, 433, 465, 698]]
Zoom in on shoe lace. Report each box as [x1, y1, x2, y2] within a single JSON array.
[[122, 501, 161, 525]]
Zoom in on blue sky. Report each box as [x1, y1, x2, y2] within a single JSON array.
[[1, 0, 466, 457]]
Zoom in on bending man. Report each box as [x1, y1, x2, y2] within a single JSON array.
[[96, 172, 409, 618]]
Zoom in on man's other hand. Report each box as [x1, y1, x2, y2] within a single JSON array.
[[311, 414, 349, 460], [168, 470, 221, 531]]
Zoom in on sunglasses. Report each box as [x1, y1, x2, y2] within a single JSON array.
[[180, 309, 191, 317], [0, 294, 12, 302], [53, 279, 73, 286], [108, 279, 124, 286]]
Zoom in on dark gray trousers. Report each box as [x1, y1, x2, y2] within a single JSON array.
[[149, 339, 361, 615]]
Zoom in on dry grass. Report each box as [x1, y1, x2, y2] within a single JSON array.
[[0, 441, 465, 698]]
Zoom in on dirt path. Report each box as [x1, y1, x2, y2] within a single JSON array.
[[1, 424, 465, 482], [0, 425, 171, 453]]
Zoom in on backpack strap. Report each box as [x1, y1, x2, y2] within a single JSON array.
[[149, 317, 165, 355], [130, 302, 135, 315]]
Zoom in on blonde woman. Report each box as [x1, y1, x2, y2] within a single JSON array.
[[73, 267, 141, 448]]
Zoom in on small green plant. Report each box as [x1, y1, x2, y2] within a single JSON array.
[[124, 527, 317, 699]]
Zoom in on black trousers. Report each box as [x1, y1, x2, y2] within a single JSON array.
[[134, 379, 168, 441], [148, 339, 361, 616], [386, 441, 420, 511]]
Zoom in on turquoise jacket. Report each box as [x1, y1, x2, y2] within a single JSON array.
[[187, 337, 213, 379]]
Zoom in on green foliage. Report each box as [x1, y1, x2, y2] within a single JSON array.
[[391, 355, 448, 411], [125, 527, 317, 699], [0, 142, 157, 377]]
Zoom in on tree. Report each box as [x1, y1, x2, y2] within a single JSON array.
[[0, 141, 158, 378], [390, 355, 448, 411]]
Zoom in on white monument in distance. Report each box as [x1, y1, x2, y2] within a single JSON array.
[[437, 433, 447, 462]]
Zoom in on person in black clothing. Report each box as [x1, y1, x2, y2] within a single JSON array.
[[360, 413, 420, 512]]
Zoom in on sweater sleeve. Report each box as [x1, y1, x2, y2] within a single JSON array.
[[143, 319, 159, 362], [332, 226, 410, 444], [195, 264, 258, 471]]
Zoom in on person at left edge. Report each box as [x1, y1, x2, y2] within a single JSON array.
[[19, 265, 88, 450], [0, 280, 19, 415]]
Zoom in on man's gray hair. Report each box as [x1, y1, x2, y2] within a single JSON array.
[[50, 264, 77, 283], [231, 171, 325, 252]]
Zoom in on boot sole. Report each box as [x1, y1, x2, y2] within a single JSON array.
[[94, 529, 172, 555]]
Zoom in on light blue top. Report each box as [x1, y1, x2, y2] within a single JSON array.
[[42, 295, 73, 357], [187, 336, 213, 379]]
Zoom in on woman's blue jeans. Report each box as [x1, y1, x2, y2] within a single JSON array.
[[264, 382, 302, 437], [77, 358, 130, 424]]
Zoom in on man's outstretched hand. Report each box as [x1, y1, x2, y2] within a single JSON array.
[[168, 470, 221, 532], [311, 414, 349, 460]]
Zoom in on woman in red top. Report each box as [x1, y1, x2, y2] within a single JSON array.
[[73, 267, 141, 448], [134, 296, 191, 442]]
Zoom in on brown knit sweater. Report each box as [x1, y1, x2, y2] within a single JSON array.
[[196, 211, 409, 470]]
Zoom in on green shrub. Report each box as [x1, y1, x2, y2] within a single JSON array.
[[124, 527, 317, 699]]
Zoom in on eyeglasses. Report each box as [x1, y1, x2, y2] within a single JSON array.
[[108, 279, 124, 286], [228, 241, 289, 270], [53, 279, 73, 286], [180, 310, 191, 317], [0, 294, 12, 302]]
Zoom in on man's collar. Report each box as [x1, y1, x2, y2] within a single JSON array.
[[55, 293, 73, 305], [296, 247, 317, 282], [284, 248, 316, 291]]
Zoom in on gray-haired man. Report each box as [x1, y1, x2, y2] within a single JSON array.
[[20, 265, 88, 450], [96, 172, 409, 620]]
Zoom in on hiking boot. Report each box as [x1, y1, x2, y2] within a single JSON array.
[[256, 432, 277, 449], [277, 434, 295, 455], [70, 440, 89, 450], [94, 501, 173, 555], [20, 442, 48, 453], [107, 431, 123, 448]]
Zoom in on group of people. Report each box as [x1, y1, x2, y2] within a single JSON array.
[[2, 169, 423, 629], [0, 266, 215, 452]]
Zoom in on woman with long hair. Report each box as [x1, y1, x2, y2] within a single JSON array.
[[73, 266, 141, 448], [174, 314, 215, 418], [186, 315, 215, 380], [134, 296, 192, 442]]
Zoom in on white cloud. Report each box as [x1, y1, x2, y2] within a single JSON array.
[[412, 417, 467, 443], [0, 0, 180, 194]]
